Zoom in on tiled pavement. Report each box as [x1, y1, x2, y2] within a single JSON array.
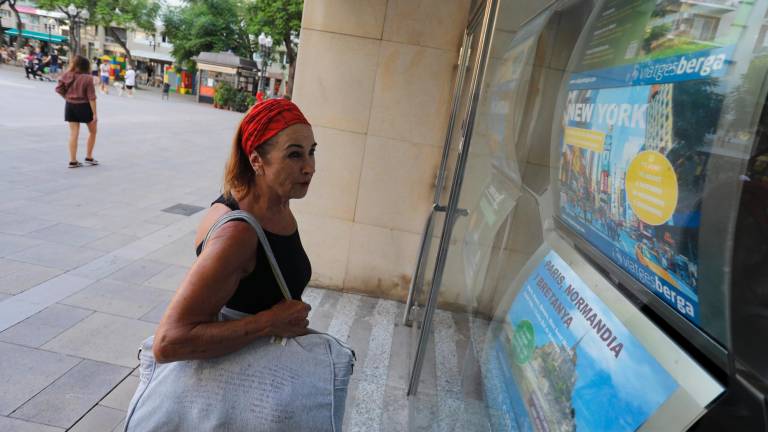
[[0, 66, 492, 431]]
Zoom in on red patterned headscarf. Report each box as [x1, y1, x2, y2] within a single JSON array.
[[240, 98, 311, 155]]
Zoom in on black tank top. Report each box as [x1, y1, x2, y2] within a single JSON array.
[[195, 195, 312, 314]]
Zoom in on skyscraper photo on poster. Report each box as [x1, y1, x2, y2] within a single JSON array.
[[556, 0, 744, 326], [484, 251, 678, 432]]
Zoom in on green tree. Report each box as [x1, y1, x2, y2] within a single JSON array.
[[642, 24, 671, 54], [0, 0, 7, 47], [162, 0, 252, 68], [35, 0, 94, 55], [36, 0, 160, 62], [245, 0, 302, 97], [164, 0, 303, 97], [4, 0, 26, 52], [93, 0, 161, 65]]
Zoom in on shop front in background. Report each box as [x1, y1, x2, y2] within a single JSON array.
[[194, 52, 259, 104], [196, 68, 257, 105]]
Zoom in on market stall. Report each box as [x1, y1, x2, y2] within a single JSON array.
[[193, 51, 259, 104]]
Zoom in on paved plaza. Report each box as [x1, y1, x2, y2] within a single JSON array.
[[0, 65, 489, 431]]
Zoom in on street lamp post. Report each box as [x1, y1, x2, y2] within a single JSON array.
[[257, 32, 273, 97], [46, 18, 55, 52], [66, 3, 89, 56]]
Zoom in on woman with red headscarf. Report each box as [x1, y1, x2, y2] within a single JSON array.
[[153, 98, 316, 362]]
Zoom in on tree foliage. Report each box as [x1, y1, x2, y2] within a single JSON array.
[[244, 0, 302, 96], [642, 24, 671, 54], [4, 0, 26, 50], [164, 0, 303, 96], [94, 0, 159, 32], [244, 0, 302, 64], [36, 0, 160, 60], [96, 0, 160, 62], [0, 0, 7, 46], [36, 0, 93, 19], [213, 81, 255, 111], [162, 0, 252, 68], [35, 0, 92, 54]]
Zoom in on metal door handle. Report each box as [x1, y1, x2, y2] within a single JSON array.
[[433, 204, 469, 217]]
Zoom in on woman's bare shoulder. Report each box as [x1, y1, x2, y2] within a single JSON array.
[[197, 220, 259, 277], [205, 220, 259, 250], [194, 203, 234, 246]]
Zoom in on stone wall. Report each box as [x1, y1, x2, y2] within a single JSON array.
[[291, 0, 471, 301]]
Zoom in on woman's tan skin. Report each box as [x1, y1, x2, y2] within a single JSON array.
[[65, 57, 97, 164], [68, 99, 97, 163], [153, 124, 317, 363]]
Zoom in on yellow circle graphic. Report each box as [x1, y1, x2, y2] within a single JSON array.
[[625, 151, 678, 226]]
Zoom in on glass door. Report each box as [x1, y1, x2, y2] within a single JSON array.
[[402, 3, 488, 328], [405, 0, 579, 399], [405, 0, 502, 396]]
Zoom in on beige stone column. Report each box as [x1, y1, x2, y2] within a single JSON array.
[[291, 0, 471, 301]]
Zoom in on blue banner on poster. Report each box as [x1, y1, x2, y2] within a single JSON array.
[[485, 251, 678, 432], [568, 46, 734, 90]]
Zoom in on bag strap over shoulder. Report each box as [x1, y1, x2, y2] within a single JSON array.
[[201, 210, 292, 301]]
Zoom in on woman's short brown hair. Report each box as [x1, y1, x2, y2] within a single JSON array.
[[68, 55, 90, 74], [222, 118, 274, 200]]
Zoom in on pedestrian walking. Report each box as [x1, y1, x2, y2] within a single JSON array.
[[117, 79, 126, 96], [91, 56, 99, 84], [161, 81, 170, 100], [99, 59, 110, 94], [124, 65, 136, 97], [48, 50, 60, 77], [55, 55, 99, 168]]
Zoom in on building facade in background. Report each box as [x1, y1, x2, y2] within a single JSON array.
[[0, 1, 173, 82], [0, 2, 66, 54]]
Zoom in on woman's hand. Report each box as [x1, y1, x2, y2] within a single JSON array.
[[267, 300, 311, 337]]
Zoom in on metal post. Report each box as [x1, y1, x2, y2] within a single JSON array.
[[402, 28, 474, 327], [258, 61, 263, 93], [261, 56, 267, 95], [69, 18, 75, 56], [264, 46, 271, 96], [407, 0, 498, 396], [258, 52, 265, 94], [402, 209, 436, 326], [75, 20, 81, 55]]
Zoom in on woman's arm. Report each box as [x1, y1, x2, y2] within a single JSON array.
[[89, 99, 97, 122], [153, 221, 311, 363], [87, 77, 97, 121]]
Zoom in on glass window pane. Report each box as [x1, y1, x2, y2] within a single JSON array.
[[554, 0, 768, 349]]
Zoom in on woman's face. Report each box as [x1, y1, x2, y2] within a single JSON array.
[[252, 124, 316, 200]]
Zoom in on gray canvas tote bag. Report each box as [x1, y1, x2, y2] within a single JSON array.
[[124, 210, 355, 432]]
